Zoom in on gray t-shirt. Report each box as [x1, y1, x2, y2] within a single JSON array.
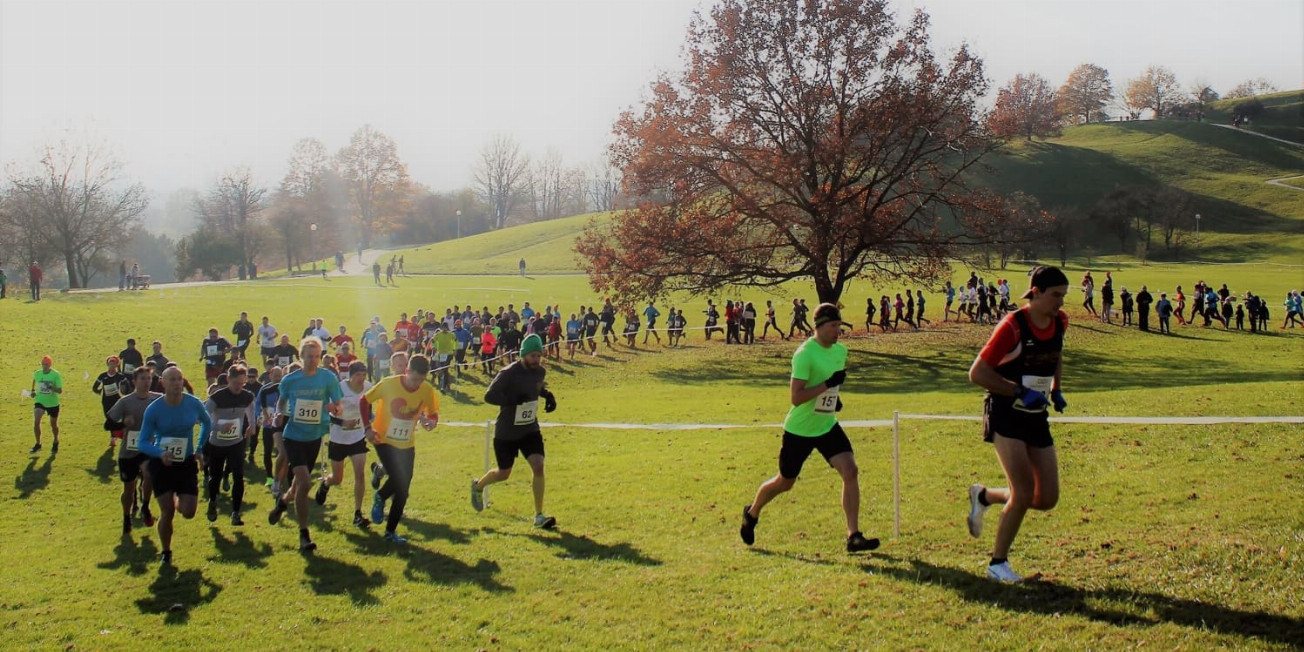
[[484, 360, 547, 441], [108, 392, 163, 458]]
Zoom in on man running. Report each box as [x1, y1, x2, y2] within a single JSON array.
[[268, 339, 343, 551], [361, 355, 439, 542], [200, 327, 233, 388], [203, 365, 257, 525], [108, 367, 162, 534], [253, 367, 285, 492], [642, 302, 662, 345], [30, 356, 63, 454], [137, 366, 213, 564], [316, 361, 373, 529], [93, 356, 129, 449], [270, 335, 299, 369], [470, 334, 558, 529], [740, 304, 879, 554], [120, 339, 145, 374], [145, 341, 169, 371], [257, 316, 279, 363], [232, 312, 255, 360]]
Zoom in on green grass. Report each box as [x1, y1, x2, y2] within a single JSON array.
[[1208, 89, 1304, 144], [391, 212, 604, 275], [2, 267, 1302, 649]]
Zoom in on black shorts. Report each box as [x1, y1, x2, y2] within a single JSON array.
[[36, 405, 61, 419], [778, 424, 854, 479], [493, 431, 545, 470], [983, 395, 1054, 448], [283, 438, 324, 469], [328, 439, 368, 461], [118, 454, 147, 483], [149, 456, 200, 497]]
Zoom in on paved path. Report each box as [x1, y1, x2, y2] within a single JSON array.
[[1211, 122, 1303, 148], [433, 414, 1304, 430]]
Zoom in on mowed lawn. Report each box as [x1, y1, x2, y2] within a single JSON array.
[[1, 267, 1301, 650]]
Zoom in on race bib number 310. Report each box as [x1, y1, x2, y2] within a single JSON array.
[[293, 399, 323, 425]]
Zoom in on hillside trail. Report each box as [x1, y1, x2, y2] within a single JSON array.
[[1209, 123, 1304, 193]]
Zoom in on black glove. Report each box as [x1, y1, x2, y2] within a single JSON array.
[[825, 370, 847, 388], [836, 397, 843, 412], [539, 388, 557, 413]]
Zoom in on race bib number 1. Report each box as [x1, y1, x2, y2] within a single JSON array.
[[385, 419, 414, 443], [813, 385, 840, 415], [160, 437, 187, 462], [125, 430, 140, 453], [293, 399, 323, 425], [514, 401, 539, 426]]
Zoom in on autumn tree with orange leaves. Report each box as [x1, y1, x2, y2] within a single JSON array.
[[576, 0, 1005, 305], [989, 73, 1061, 141]]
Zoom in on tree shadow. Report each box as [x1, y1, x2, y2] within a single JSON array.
[[87, 446, 117, 485], [97, 534, 159, 577], [14, 454, 55, 499], [134, 564, 222, 625], [401, 517, 473, 545], [302, 553, 387, 606], [483, 526, 661, 566], [868, 557, 1304, 648], [209, 528, 274, 569], [339, 528, 513, 594]]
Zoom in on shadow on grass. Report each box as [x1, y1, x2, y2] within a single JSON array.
[[748, 547, 842, 566], [870, 557, 1304, 647], [98, 534, 159, 577], [14, 454, 55, 499], [402, 517, 473, 545], [302, 553, 387, 605], [484, 526, 662, 566], [340, 528, 513, 594], [209, 528, 274, 569], [87, 446, 117, 485], [134, 565, 222, 624]]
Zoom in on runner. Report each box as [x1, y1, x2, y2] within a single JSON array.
[[200, 327, 233, 387], [243, 366, 263, 465], [1081, 271, 1096, 316], [145, 341, 169, 371], [372, 332, 394, 381], [119, 339, 145, 374], [203, 365, 257, 525], [944, 281, 956, 322], [93, 356, 129, 449], [566, 313, 582, 360], [762, 300, 784, 340], [108, 367, 161, 534], [916, 290, 930, 327], [583, 306, 600, 354], [499, 321, 522, 365], [30, 356, 63, 454], [361, 355, 440, 542], [480, 324, 499, 374], [268, 339, 344, 552], [330, 325, 354, 353], [432, 324, 457, 391], [270, 335, 299, 369], [739, 304, 879, 554], [470, 334, 558, 529], [232, 312, 255, 360], [137, 366, 213, 564], [642, 302, 662, 345], [315, 361, 373, 529], [966, 265, 1069, 583], [253, 366, 285, 491]]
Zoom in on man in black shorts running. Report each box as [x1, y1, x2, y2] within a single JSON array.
[[108, 367, 162, 534]]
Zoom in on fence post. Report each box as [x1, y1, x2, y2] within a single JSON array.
[[484, 420, 492, 507], [893, 410, 901, 538]]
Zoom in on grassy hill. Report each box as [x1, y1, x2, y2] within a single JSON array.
[[393, 212, 601, 275], [1206, 89, 1304, 144]]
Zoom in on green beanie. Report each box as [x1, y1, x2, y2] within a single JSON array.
[[520, 333, 544, 356]]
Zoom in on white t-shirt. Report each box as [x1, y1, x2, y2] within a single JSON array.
[[329, 379, 371, 445], [258, 325, 278, 348]]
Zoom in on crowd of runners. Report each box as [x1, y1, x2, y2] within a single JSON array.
[[20, 269, 1302, 580]]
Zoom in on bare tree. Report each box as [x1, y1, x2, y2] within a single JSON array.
[[193, 167, 265, 279], [336, 125, 411, 247], [1188, 79, 1219, 118], [0, 186, 60, 271], [473, 134, 529, 230], [1124, 65, 1181, 119], [1224, 78, 1279, 99], [5, 136, 147, 288], [586, 160, 622, 212], [528, 149, 565, 220]]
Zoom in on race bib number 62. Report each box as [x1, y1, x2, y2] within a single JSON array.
[[514, 400, 538, 426]]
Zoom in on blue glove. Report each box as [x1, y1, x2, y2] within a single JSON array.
[[1051, 389, 1067, 413], [1017, 385, 1047, 410]]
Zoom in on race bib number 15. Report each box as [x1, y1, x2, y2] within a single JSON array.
[[814, 385, 840, 415]]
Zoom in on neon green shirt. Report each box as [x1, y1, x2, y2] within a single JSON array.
[[782, 338, 847, 437], [433, 331, 458, 355], [33, 369, 62, 408]]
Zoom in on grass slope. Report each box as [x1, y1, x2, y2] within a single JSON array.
[[2, 271, 1302, 649], [1207, 89, 1304, 144], [393, 212, 601, 275]]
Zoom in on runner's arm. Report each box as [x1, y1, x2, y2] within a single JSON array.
[[196, 401, 214, 450]]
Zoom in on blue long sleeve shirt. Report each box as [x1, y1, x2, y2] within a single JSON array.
[[137, 393, 213, 461]]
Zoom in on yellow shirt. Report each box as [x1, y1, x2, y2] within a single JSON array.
[[363, 376, 438, 449]]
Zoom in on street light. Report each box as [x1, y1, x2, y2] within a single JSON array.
[[310, 223, 317, 269], [456, 210, 462, 240], [1194, 213, 1201, 250]]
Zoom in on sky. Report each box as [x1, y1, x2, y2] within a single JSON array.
[[1, 0, 1300, 210]]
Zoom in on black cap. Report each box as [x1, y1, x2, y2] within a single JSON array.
[[813, 303, 843, 328], [1022, 266, 1070, 299]]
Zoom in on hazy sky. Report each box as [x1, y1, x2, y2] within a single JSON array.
[[1, 0, 1300, 201]]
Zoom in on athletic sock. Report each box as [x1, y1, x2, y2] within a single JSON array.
[[978, 488, 990, 506], [990, 557, 1007, 566]]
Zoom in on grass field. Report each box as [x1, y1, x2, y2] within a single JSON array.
[[2, 263, 1302, 649], [1207, 89, 1304, 145]]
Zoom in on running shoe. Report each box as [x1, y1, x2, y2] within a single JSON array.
[[142, 507, 155, 528], [299, 533, 317, 552], [987, 561, 1023, 583], [50, 440, 59, 454], [845, 531, 880, 553], [231, 510, 244, 526], [160, 550, 173, 565], [371, 491, 385, 526], [739, 505, 758, 546], [268, 498, 288, 525], [314, 480, 330, 506], [206, 502, 218, 523], [264, 478, 274, 488], [353, 512, 369, 529], [967, 484, 989, 538], [533, 514, 557, 530], [122, 515, 132, 535], [28, 443, 41, 454], [470, 478, 484, 512], [370, 461, 387, 490], [383, 530, 408, 544]]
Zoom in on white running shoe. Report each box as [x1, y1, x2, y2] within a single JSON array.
[[986, 561, 1022, 583], [967, 484, 989, 538]]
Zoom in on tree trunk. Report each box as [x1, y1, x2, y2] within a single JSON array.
[[63, 248, 80, 289]]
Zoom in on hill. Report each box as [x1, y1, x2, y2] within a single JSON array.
[[1206, 89, 1304, 144]]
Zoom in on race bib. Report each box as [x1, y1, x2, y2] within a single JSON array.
[[160, 436, 187, 462], [38, 381, 54, 394], [1021, 375, 1054, 394], [378, 360, 390, 374], [385, 419, 414, 443], [103, 383, 120, 397], [216, 418, 242, 441], [278, 356, 292, 367], [125, 430, 140, 453], [236, 339, 247, 348], [473, 337, 481, 345], [261, 409, 279, 427], [206, 345, 219, 357], [293, 399, 323, 425], [813, 385, 840, 415], [514, 401, 539, 426], [123, 363, 136, 373]]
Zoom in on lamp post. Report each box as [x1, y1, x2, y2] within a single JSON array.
[[456, 210, 462, 240], [1194, 213, 1200, 251], [310, 223, 317, 268]]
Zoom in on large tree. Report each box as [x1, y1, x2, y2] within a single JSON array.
[[1058, 63, 1113, 124], [336, 125, 411, 247], [474, 134, 530, 230], [270, 138, 346, 272], [577, 0, 997, 305], [1124, 65, 1181, 119], [192, 167, 265, 279], [989, 73, 1061, 140], [5, 137, 147, 288], [1224, 77, 1279, 99]]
